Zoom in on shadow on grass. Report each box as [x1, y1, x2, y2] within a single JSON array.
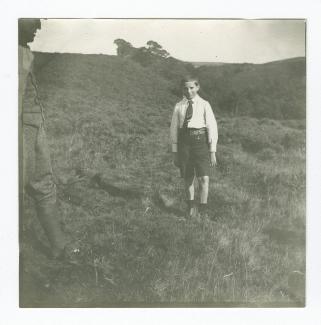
[[92, 174, 143, 199]]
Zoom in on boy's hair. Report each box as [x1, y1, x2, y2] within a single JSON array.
[[181, 75, 200, 87]]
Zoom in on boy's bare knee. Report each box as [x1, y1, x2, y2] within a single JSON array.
[[198, 176, 209, 186]]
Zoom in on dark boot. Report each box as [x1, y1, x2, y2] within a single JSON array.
[[36, 200, 67, 258]]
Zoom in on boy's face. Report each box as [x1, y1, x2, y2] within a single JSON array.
[[182, 81, 200, 100]]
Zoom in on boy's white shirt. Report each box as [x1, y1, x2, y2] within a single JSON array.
[[170, 94, 218, 152]]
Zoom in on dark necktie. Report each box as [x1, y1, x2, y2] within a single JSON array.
[[183, 99, 193, 128]]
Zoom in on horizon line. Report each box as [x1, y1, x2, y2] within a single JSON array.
[[29, 49, 306, 65]]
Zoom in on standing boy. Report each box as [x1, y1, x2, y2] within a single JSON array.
[[170, 76, 218, 220]]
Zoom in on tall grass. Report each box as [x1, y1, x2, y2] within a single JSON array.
[[20, 53, 305, 307]]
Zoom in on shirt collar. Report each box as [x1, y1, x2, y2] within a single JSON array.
[[183, 94, 200, 104]]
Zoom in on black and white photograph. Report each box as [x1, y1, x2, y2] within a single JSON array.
[[18, 18, 306, 308]]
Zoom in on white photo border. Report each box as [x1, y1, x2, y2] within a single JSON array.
[[1, 0, 320, 324]]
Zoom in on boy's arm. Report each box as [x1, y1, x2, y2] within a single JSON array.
[[170, 105, 179, 153], [170, 105, 180, 167], [205, 101, 218, 153]]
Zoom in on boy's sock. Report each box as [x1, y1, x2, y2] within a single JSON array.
[[186, 200, 197, 218]]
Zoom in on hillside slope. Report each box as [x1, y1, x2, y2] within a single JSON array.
[[20, 52, 305, 307], [197, 57, 305, 119]]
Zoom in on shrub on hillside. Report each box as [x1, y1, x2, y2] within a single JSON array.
[[280, 119, 305, 130], [219, 117, 304, 155], [197, 58, 305, 119]]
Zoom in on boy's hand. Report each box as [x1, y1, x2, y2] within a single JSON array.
[[172, 152, 179, 167], [210, 152, 217, 167]]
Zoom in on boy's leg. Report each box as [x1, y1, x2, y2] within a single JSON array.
[[192, 133, 211, 220], [185, 174, 195, 201], [198, 176, 209, 204], [197, 176, 210, 220], [184, 174, 197, 218], [178, 135, 196, 218]]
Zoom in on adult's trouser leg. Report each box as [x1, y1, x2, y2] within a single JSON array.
[[22, 123, 66, 254]]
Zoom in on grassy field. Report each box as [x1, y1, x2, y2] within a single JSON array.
[[20, 53, 305, 307]]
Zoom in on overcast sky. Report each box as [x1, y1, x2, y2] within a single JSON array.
[[30, 19, 305, 64]]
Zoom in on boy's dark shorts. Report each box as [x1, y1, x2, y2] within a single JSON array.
[[178, 129, 210, 179]]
